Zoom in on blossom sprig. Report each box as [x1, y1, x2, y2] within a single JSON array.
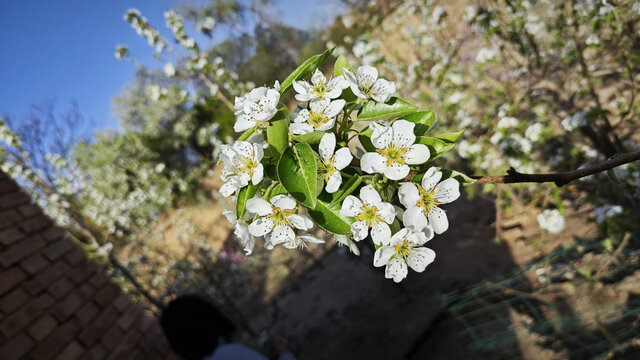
[[220, 50, 468, 282]]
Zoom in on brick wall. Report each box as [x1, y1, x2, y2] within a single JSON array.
[[0, 171, 179, 360]]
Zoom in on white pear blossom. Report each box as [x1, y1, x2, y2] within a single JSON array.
[[361, 120, 430, 180], [537, 209, 565, 234], [246, 195, 314, 247], [290, 98, 345, 134], [399, 167, 460, 234], [282, 234, 324, 250], [318, 133, 353, 193], [343, 66, 396, 102], [293, 69, 348, 102], [163, 62, 175, 77], [339, 185, 395, 245], [223, 210, 256, 255], [373, 228, 436, 283], [334, 234, 360, 255], [233, 87, 280, 132], [219, 141, 264, 197], [593, 205, 623, 225]]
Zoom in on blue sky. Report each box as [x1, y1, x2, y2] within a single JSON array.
[[0, 0, 346, 133]]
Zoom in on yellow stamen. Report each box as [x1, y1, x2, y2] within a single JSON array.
[[377, 142, 408, 166], [416, 185, 441, 215]]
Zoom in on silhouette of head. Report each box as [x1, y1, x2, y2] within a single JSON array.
[[161, 295, 236, 360]]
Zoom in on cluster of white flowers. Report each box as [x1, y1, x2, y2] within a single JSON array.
[[165, 10, 196, 50], [124, 9, 167, 53], [561, 112, 588, 131], [593, 205, 623, 225], [537, 209, 565, 234]]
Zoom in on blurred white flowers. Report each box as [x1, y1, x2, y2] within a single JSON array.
[[537, 209, 565, 234]]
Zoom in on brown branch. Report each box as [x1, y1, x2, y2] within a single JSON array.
[[198, 73, 235, 112], [472, 151, 640, 186]]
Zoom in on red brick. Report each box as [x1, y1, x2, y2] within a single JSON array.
[[116, 305, 143, 331], [24, 261, 71, 295], [27, 314, 58, 341], [65, 247, 86, 266], [41, 227, 65, 242], [0, 266, 27, 295], [83, 344, 107, 360], [0, 209, 22, 230], [0, 234, 47, 268], [0, 287, 29, 314], [0, 226, 25, 246], [76, 301, 100, 325], [55, 340, 84, 360], [52, 290, 86, 321], [0, 293, 53, 338], [20, 253, 49, 275], [101, 326, 125, 351], [0, 179, 19, 194], [89, 272, 109, 288], [43, 238, 75, 261], [30, 317, 81, 359], [0, 191, 30, 209], [49, 277, 75, 299], [19, 215, 52, 234], [17, 203, 40, 218], [0, 333, 34, 360], [77, 305, 120, 347], [93, 283, 121, 307], [69, 260, 97, 284]]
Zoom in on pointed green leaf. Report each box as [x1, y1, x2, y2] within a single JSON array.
[[334, 54, 355, 77], [436, 130, 465, 143], [416, 137, 455, 159], [237, 127, 256, 141], [268, 183, 289, 199], [291, 131, 326, 145], [357, 97, 418, 121], [440, 168, 476, 186], [277, 143, 318, 208], [358, 128, 376, 152], [308, 199, 353, 235], [236, 183, 259, 218], [279, 48, 334, 96], [402, 110, 436, 136], [266, 103, 290, 159]]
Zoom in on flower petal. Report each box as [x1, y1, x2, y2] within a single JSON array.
[[309, 98, 330, 114], [385, 257, 408, 283], [391, 120, 416, 148], [371, 124, 392, 149], [434, 178, 461, 204], [270, 195, 296, 210], [361, 152, 386, 174], [270, 224, 295, 245], [376, 202, 396, 224], [350, 220, 369, 241], [333, 148, 353, 170], [359, 184, 382, 206], [251, 164, 263, 185], [289, 214, 313, 230], [233, 141, 254, 158], [220, 181, 238, 197], [398, 182, 420, 209], [406, 247, 436, 273], [428, 206, 449, 234], [248, 217, 275, 236], [370, 221, 392, 245], [290, 123, 313, 135], [403, 206, 429, 231], [370, 79, 396, 103], [324, 99, 346, 118], [357, 65, 378, 84], [293, 80, 312, 101], [390, 228, 409, 245], [246, 198, 273, 216], [294, 109, 310, 123], [222, 209, 237, 225], [373, 246, 395, 267], [342, 68, 357, 85], [383, 163, 410, 180], [340, 195, 363, 217], [326, 172, 342, 193], [403, 144, 430, 165], [310, 69, 326, 87], [421, 167, 442, 191], [406, 230, 428, 245], [319, 132, 336, 162], [234, 115, 255, 132]]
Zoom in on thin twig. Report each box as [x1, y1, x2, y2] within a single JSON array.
[[198, 73, 235, 112], [472, 151, 640, 186]]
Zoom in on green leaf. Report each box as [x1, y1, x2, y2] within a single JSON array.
[[308, 200, 353, 235], [277, 143, 318, 208], [440, 169, 476, 186], [416, 137, 455, 159], [334, 54, 355, 77], [328, 173, 362, 206], [402, 110, 436, 136], [266, 103, 290, 159], [236, 183, 259, 218], [436, 130, 465, 143], [269, 183, 288, 199], [357, 97, 418, 121], [279, 48, 334, 96], [291, 131, 326, 145], [237, 127, 256, 141], [358, 128, 376, 152]]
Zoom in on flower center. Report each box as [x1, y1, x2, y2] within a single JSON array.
[[270, 206, 294, 226], [312, 83, 328, 98], [308, 111, 330, 128], [356, 204, 381, 227], [358, 76, 375, 96], [416, 185, 441, 215], [318, 157, 337, 181], [393, 239, 412, 259], [238, 156, 257, 178], [377, 142, 408, 166]]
